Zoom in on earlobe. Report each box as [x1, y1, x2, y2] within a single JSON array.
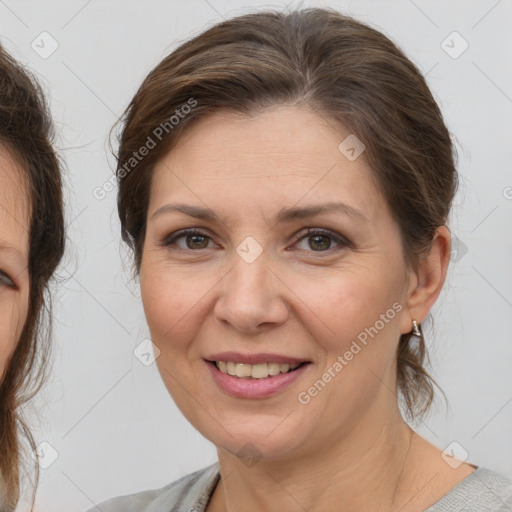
[[403, 225, 451, 330]]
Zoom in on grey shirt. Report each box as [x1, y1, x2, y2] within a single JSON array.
[[86, 463, 512, 512]]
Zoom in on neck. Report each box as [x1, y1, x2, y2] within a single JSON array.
[[212, 404, 416, 512]]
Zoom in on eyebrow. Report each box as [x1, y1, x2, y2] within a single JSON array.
[[150, 201, 368, 224]]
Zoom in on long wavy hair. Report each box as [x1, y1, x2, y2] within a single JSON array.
[[0, 44, 65, 510]]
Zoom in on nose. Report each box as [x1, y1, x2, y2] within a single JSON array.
[[213, 248, 289, 334]]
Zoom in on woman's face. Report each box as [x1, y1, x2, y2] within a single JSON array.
[[0, 148, 30, 379], [140, 106, 422, 461]]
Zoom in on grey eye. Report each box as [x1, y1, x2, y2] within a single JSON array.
[[0, 270, 15, 288]]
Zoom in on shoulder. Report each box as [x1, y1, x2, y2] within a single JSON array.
[[426, 466, 512, 511], [85, 462, 220, 512]]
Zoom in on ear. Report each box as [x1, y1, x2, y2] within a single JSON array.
[[400, 226, 451, 334]]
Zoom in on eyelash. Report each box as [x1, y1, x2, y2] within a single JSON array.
[[162, 228, 351, 255]]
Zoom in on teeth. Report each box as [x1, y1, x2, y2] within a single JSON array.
[[227, 362, 236, 376], [215, 361, 302, 378], [251, 363, 268, 379], [268, 363, 281, 376], [235, 363, 252, 378]]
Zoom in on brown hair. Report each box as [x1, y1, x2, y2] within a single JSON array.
[[113, 8, 457, 421], [0, 44, 65, 509]]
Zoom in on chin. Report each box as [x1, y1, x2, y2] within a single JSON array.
[[201, 419, 310, 463]]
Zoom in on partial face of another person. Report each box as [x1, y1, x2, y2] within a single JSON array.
[[140, 106, 424, 460], [0, 148, 30, 379]]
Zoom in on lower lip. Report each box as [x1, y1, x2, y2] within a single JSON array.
[[205, 360, 310, 399]]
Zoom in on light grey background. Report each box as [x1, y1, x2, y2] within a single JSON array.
[[1, 0, 511, 510]]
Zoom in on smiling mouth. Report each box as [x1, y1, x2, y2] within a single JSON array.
[[209, 360, 309, 379]]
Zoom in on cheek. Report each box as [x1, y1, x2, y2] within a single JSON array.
[[298, 266, 405, 411], [139, 261, 209, 351], [295, 269, 403, 420], [0, 296, 27, 377], [300, 263, 403, 345], [331, 273, 404, 381]]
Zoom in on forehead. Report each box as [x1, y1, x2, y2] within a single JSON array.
[[0, 146, 30, 259], [150, 106, 384, 222]]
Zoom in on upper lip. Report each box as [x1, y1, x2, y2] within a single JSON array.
[[205, 352, 309, 365]]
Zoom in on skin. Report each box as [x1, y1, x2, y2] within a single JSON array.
[[0, 147, 30, 380], [140, 106, 475, 512]]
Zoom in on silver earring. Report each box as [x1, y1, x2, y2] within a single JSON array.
[[412, 320, 421, 337]]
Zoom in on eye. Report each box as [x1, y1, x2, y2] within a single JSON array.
[[292, 228, 350, 254], [0, 270, 15, 289], [162, 229, 216, 251]]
